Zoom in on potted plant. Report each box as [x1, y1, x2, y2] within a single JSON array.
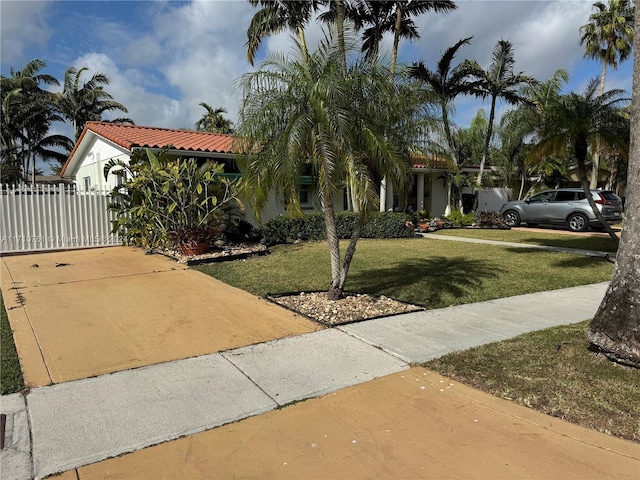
[[171, 225, 218, 256]]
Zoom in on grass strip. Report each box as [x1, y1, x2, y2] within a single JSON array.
[[1, 291, 24, 394], [195, 238, 614, 309], [425, 321, 640, 443], [433, 228, 619, 252]]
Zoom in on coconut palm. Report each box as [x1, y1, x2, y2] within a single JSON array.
[[245, 0, 322, 65], [465, 39, 537, 186], [56, 67, 133, 141], [408, 37, 475, 213], [580, 0, 635, 187], [389, 1, 456, 73], [1, 59, 73, 184], [533, 78, 630, 242], [235, 31, 420, 299], [194, 103, 234, 134], [580, 0, 635, 95], [589, 4, 639, 367], [350, 1, 456, 69]]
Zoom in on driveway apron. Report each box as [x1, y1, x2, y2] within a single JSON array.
[[1, 247, 320, 386]]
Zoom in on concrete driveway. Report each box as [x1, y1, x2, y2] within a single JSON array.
[[1, 247, 319, 386]]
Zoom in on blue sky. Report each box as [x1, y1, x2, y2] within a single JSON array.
[[1, 0, 634, 141]]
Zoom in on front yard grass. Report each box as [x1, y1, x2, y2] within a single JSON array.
[[195, 238, 614, 308], [425, 320, 640, 443], [433, 228, 619, 252], [1, 291, 24, 394]]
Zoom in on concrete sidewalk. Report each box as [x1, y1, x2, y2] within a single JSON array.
[[0, 249, 640, 480]]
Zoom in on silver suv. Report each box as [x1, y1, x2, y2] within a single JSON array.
[[499, 188, 623, 232]]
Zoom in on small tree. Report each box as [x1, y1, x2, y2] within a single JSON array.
[[235, 31, 421, 299]]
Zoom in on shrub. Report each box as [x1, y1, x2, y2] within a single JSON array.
[[264, 211, 414, 244], [446, 208, 475, 226], [226, 218, 263, 243], [106, 148, 243, 249], [475, 210, 510, 229]]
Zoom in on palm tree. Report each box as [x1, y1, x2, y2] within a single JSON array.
[[1, 59, 73, 184], [408, 37, 475, 214], [245, 0, 322, 65], [580, 0, 635, 187], [350, 1, 456, 70], [56, 67, 133, 141], [465, 39, 537, 186], [580, 0, 635, 95], [588, 4, 639, 367], [389, 1, 456, 73], [499, 69, 569, 199], [235, 31, 420, 299], [194, 103, 234, 134], [533, 78, 630, 242]]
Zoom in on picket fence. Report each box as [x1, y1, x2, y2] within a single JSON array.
[[0, 184, 122, 253]]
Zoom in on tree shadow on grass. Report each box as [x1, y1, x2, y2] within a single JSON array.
[[348, 256, 502, 307]]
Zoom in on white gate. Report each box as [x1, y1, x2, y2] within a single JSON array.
[[0, 184, 122, 253]]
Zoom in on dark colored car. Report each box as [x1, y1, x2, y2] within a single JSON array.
[[499, 188, 623, 232]]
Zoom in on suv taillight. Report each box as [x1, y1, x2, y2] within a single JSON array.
[[594, 197, 612, 205]]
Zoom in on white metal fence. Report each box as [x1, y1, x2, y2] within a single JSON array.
[[1, 184, 122, 253]]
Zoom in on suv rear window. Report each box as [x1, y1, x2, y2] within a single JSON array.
[[600, 191, 619, 200]]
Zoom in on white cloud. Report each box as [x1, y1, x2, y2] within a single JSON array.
[[72, 52, 185, 128], [0, 0, 52, 64]]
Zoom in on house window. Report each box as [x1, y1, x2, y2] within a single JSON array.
[[116, 170, 127, 186], [83, 177, 91, 191], [299, 184, 312, 208]]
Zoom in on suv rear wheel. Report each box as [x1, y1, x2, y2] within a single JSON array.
[[567, 213, 589, 232], [503, 210, 521, 227]]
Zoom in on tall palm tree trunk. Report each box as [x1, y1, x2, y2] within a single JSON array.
[[297, 26, 309, 62], [391, 2, 403, 74], [590, 62, 608, 189], [477, 97, 496, 185], [442, 104, 457, 215]]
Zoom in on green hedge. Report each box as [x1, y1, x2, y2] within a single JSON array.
[[264, 211, 414, 244]]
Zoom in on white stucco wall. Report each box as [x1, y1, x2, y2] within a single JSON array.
[[74, 138, 130, 192]]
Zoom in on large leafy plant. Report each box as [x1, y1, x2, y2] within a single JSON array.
[[105, 148, 242, 250]]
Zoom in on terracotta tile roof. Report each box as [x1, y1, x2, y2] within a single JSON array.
[[85, 121, 234, 153], [62, 122, 237, 176], [410, 154, 450, 170]]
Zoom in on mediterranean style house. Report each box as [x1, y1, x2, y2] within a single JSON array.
[[60, 122, 479, 223]]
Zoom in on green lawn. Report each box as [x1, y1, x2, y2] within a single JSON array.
[[426, 321, 640, 443], [195, 238, 614, 309], [1, 291, 24, 394], [433, 228, 619, 253]]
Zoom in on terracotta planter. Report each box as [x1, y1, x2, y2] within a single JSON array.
[[436, 221, 445, 229], [419, 223, 430, 232], [178, 242, 209, 256]]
